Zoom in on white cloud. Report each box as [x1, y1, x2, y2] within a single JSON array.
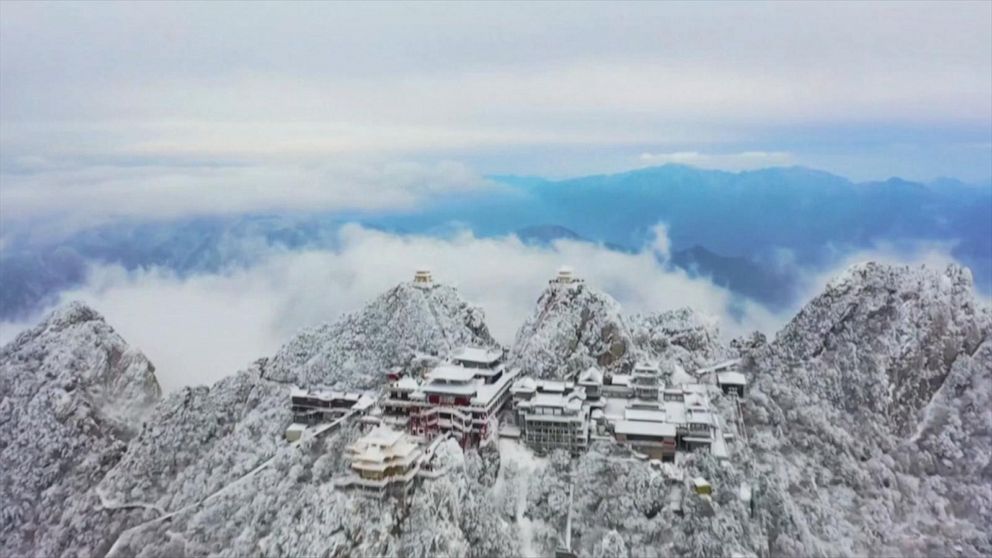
[[0, 224, 784, 393], [650, 223, 671, 260], [2, 3, 989, 182], [0, 160, 495, 237], [2, 226, 984, 394]]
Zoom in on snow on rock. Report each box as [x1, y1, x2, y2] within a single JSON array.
[[510, 275, 728, 380], [629, 307, 730, 372], [741, 262, 992, 557], [0, 301, 162, 556], [0, 279, 504, 557], [3, 263, 989, 558], [509, 280, 635, 379], [265, 280, 497, 389]]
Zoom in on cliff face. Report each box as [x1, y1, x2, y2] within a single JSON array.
[[509, 280, 635, 379], [510, 276, 730, 381], [742, 263, 992, 557], [629, 307, 729, 372], [0, 302, 162, 556]]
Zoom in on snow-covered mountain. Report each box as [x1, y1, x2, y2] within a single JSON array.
[[0, 302, 161, 556], [509, 278, 728, 380], [509, 279, 636, 379], [741, 262, 991, 557], [265, 279, 497, 389], [0, 277, 509, 557], [1, 263, 988, 557], [628, 307, 729, 373]]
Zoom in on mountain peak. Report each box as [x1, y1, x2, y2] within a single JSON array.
[[759, 261, 989, 434], [824, 261, 973, 301], [40, 299, 103, 330], [264, 276, 496, 389], [0, 301, 162, 555], [742, 261, 991, 555], [510, 272, 634, 379]]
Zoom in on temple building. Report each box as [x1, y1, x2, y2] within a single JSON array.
[[577, 366, 604, 400], [335, 425, 423, 499], [613, 420, 678, 461], [632, 362, 662, 403], [549, 266, 583, 286], [413, 268, 433, 287], [380, 346, 517, 448], [290, 388, 376, 425], [513, 386, 591, 455], [717, 371, 747, 397]]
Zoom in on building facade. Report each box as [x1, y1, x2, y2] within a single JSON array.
[[717, 371, 747, 396], [335, 425, 423, 499], [380, 346, 517, 448], [290, 388, 375, 425], [511, 377, 592, 454]]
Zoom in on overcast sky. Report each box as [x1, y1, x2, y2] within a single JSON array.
[[2, 2, 990, 193], [2, 2, 989, 390]]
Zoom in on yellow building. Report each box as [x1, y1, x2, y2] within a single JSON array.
[[337, 425, 423, 499]]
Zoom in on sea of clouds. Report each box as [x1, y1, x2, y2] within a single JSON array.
[[1, 223, 976, 393]]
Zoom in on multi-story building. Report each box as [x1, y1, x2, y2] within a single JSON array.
[[681, 408, 715, 452], [335, 425, 423, 499], [380, 347, 518, 448], [717, 371, 747, 397], [515, 389, 590, 455], [659, 392, 715, 452], [613, 420, 677, 461], [510, 378, 576, 422], [290, 388, 376, 425], [632, 362, 662, 402], [577, 366, 604, 400]]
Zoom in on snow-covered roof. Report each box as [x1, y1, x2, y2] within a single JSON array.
[[682, 382, 708, 393], [291, 387, 370, 403], [717, 371, 747, 386], [624, 408, 668, 423], [614, 420, 676, 438], [663, 401, 686, 424], [365, 425, 404, 447], [452, 346, 503, 365], [511, 377, 537, 394], [472, 368, 517, 406], [536, 380, 569, 393], [285, 423, 307, 434], [634, 362, 659, 374], [578, 366, 604, 385], [427, 365, 476, 383], [395, 376, 420, 390], [531, 392, 584, 412], [611, 374, 632, 387], [684, 393, 708, 409], [696, 359, 741, 374], [422, 381, 477, 396], [354, 394, 377, 411], [693, 477, 711, 488], [686, 409, 714, 425]]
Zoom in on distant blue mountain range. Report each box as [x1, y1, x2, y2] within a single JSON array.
[[2, 164, 989, 320]]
